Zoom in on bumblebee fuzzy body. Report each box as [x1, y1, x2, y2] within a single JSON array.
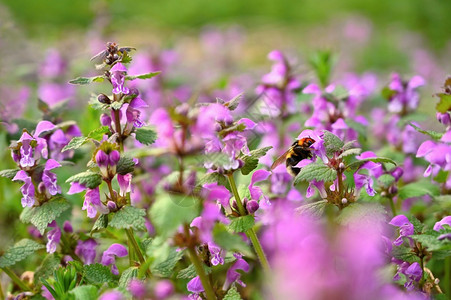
[[271, 138, 315, 176]]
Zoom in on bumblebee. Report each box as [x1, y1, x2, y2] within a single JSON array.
[[271, 137, 315, 176]]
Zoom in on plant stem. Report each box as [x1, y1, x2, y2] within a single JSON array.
[[112, 108, 124, 152], [0, 274, 4, 300], [388, 196, 397, 216], [226, 173, 271, 273], [1, 267, 30, 291], [125, 228, 151, 277], [187, 246, 216, 300], [444, 256, 450, 297]]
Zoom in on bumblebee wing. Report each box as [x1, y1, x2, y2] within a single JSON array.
[[271, 148, 293, 170]]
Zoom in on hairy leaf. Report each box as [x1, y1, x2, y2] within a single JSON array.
[[66, 171, 102, 189], [109, 206, 146, 231], [125, 71, 161, 81], [62, 136, 88, 152], [135, 126, 158, 145], [20, 197, 71, 234], [229, 215, 255, 233], [294, 162, 337, 184], [0, 239, 45, 268], [240, 146, 273, 175], [69, 76, 104, 85], [83, 263, 114, 284]]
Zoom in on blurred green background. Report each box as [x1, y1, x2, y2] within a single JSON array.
[[2, 0, 451, 50]]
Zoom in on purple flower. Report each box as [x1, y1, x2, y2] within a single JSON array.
[[249, 169, 271, 205], [387, 73, 424, 114], [13, 121, 56, 169], [187, 276, 203, 293], [125, 96, 147, 130], [12, 170, 35, 207], [404, 262, 423, 291], [42, 159, 61, 196], [101, 243, 128, 275], [67, 183, 108, 218], [208, 242, 225, 266], [354, 173, 375, 196], [99, 291, 124, 300], [117, 173, 132, 196], [223, 253, 250, 290], [389, 215, 414, 246], [433, 216, 451, 231], [154, 280, 174, 299], [75, 239, 98, 264], [46, 221, 61, 254], [128, 279, 146, 298], [111, 63, 129, 95]]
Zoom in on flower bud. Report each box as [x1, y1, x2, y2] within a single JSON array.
[[129, 87, 140, 96], [391, 167, 404, 181], [38, 182, 46, 194], [339, 162, 345, 170], [237, 159, 245, 169], [434, 278, 440, 285], [341, 198, 348, 204], [100, 113, 112, 126], [388, 185, 398, 195], [107, 201, 117, 212], [98, 94, 111, 104], [95, 150, 109, 167], [154, 280, 174, 299], [63, 221, 73, 233], [246, 200, 259, 214], [108, 150, 121, 166], [436, 112, 451, 126], [128, 279, 146, 298]]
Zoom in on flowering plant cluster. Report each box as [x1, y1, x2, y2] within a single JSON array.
[[0, 42, 450, 300]]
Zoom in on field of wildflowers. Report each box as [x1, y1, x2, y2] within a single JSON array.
[[0, 2, 451, 300]]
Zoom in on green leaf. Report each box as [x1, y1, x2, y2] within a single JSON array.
[[125, 71, 161, 81], [240, 146, 273, 175], [337, 203, 387, 226], [91, 214, 108, 233], [116, 156, 135, 175], [213, 223, 253, 258], [20, 197, 71, 235], [34, 254, 61, 284], [150, 193, 199, 238], [295, 200, 328, 218], [346, 120, 368, 141], [69, 76, 104, 85], [196, 172, 228, 188], [391, 246, 419, 263], [62, 136, 88, 152], [151, 248, 184, 277], [338, 148, 361, 159], [0, 168, 19, 179], [83, 263, 114, 284], [411, 230, 451, 253], [0, 239, 45, 268], [229, 215, 255, 233], [347, 157, 397, 171], [224, 285, 242, 300], [66, 171, 102, 189], [436, 94, 451, 113], [135, 126, 157, 145], [109, 206, 146, 231], [377, 174, 395, 188], [407, 215, 424, 234], [88, 126, 110, 140], [118, 267, 139, 289], [177, 264, 211, 279], [69, 285, 98, 300], [294, 162, 337, 185], [398, 181, 440, 200], [408, 122, 443, 140]]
